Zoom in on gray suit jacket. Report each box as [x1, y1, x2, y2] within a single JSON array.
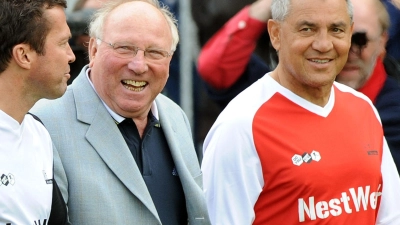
[[31, 66, 210, 224]]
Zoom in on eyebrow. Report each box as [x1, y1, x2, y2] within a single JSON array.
[[330, 21, 348, 28], [296, 20, 316, 28], [296, 20, 348, 29]]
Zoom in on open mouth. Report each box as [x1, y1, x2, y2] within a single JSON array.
[[122, 80, 147, 92]]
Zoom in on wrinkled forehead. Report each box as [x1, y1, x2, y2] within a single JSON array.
[[114, 3, 157, 18], [351, 0, 380, 34], [103, 1, 171, 39], [105, 1, 167, 30], [285, 0, 352, 26]]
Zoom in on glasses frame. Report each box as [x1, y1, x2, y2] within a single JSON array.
[[96, 38, 173, 61]]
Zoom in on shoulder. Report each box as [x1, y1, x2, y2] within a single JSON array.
[[31, 89, 75, 116], [334, 82, 383, 123], [33, 88, 74, 108], [209, 75, 277, 135], [156, 93, 180, 107], [24, 113, 51, 136], [155, 93, 186, 116], [29, 89, 78, 134], [155, 93, 191, 127], [225, 73, 278, 111], [23, 113, 53, 158], [333, 82, 375, 106]]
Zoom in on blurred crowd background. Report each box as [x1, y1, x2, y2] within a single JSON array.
[[65, 0, 400, 155]]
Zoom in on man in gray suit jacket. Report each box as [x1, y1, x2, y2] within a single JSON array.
[[31, 0, 210, 224]]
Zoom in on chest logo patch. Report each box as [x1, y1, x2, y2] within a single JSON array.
[[0, 173, 15, 186], [292, 150, 321, 166]]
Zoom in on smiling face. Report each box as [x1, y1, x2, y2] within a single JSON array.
[[336, 0, 388, 90], [268, 0, 353, 103], [88, 1, 173, 119], [29, 6, 75, 100]]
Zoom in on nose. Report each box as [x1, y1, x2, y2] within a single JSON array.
[[67, 43, 76, 63], [312, 31, 333, 53], [127, 51, 148, 74], [349, 45, 362, 57], [347, 47, 360, 61]]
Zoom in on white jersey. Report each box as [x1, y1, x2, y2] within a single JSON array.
[[0, 110, 53, 225]]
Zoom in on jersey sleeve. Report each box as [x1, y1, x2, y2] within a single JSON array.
[[201, 117, 263, 225], [376, 138, 400, 224], [197, 6, 267, 90]]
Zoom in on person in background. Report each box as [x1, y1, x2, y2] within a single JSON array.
[[201, 0, 400, 224], [31, 0, 210, 224], [336, 0, 400, 172], [0, 0, 75, 224], [197, 0, 400, 173], [382, 0, 400, 64], [197, 0, 274, 109], [65, 0, 109, 82]]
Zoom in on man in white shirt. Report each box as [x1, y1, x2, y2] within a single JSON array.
[[0, 0, 75, 224]]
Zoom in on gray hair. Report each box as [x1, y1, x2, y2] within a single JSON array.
[[88, 0, 179, 52], [271, 0, 353, 23]]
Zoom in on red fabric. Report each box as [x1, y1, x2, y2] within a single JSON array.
[[357, 57, 387, 104], [197, 6, 267, 89], [252, 87, 383, 224]]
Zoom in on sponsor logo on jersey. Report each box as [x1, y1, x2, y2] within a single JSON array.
[[365, 144, 379, 156], [292, 150, 321, 166], [298, 185, 381, 222], [0, 173, 15, 186], [367, 150, 378, 155]]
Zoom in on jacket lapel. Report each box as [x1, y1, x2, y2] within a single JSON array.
[[156, 96, 208, 222], [156, 97, 194, 191]]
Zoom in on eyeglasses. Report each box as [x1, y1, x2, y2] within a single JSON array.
[[350, 32, 368, 55], [96, 38, 172, 61]]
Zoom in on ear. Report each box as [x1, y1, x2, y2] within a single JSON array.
[[268, 19, 281, 52], [378, 31, 389, 59], [12, 43, 35, 70], [88, 37, 98, 67]]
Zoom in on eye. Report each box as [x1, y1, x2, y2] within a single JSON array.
[[300, 27, 313, 32], [146, 49, 167, 60], [61, 39, 70, 47], [332, 27, 344, 33], [114, 44, 136, 54]]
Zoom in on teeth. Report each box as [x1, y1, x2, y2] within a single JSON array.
[[311, 59, 330, 63], [123, 85, 145, 92], [122, 80, 147, 92], [122, 80, 147, 86]]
